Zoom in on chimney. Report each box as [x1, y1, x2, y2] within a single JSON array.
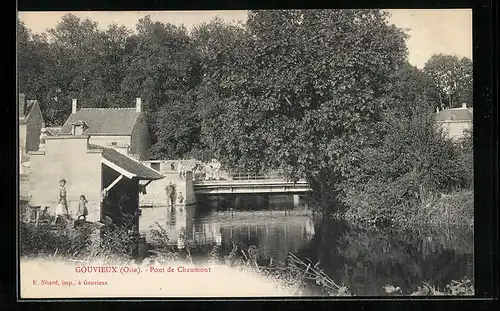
[[461, 102, 467, 109], [19, 93, 26, 118], [72, 99, 77, 114], [136, 98, 142, 112]]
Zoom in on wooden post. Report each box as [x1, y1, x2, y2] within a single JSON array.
[[105, 175, 123, 192], [143, 180, 153, 188]]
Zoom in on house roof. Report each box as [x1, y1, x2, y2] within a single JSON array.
[[19, 100, 42, 124], [25, 100, 38, 116], [45, 127, 62, 136], [435, 108, 473, 122], [59, 108, 140, 135], [88, 144, 164, 180]]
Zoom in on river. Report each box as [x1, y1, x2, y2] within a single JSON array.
[[139, 195, 474, 296]]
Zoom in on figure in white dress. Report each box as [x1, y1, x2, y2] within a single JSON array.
[[212, 160, 221, 180]]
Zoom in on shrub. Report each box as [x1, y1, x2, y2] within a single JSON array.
[[340, 106, 472, 226], [20, 220, 92, 258], [148, 222, 180, 262], [20, 207, 138, 263], [385, 277, 474, 296], [86, 223, 138, 263], [409, 190, 474, 227], [457, 127, 473, 189]]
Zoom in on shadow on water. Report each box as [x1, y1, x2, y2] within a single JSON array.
[[294, 218, 473, 295], [139, 196, 473, 296]]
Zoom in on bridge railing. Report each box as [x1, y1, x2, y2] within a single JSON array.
[[228, 171, 283, 181]]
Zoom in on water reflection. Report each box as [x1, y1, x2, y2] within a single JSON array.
[[295, 218, 474, 295], [140, 204, 314, 263], [139, 200, 473, 296]]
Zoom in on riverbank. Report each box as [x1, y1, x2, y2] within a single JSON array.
[[335, 189, 474, 230], [20, 216, 474, 297], [19, 250, 473, 297]]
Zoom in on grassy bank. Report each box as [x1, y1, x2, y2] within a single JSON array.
[[20, 217, 474, 296], [335, 189, 473, 229]]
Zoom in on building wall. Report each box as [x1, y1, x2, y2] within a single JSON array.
[[25, 104, 44, 152], [130, 113, 151, 160], [140, 172, 182, 207], [19, 124, 27, 155], [139, 171, 195, 207], [20, 172, 30, 201], [144, 159, 203, 175], [89, 135, 131, 150], [19, 122, 29, 201], [29, 136, 102, 222], [438, 121, 472, 140]]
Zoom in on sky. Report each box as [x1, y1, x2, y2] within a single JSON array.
[[18, 9, 472, 69]]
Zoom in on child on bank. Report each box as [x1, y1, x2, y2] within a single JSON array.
[[77, 195, 89, 221]]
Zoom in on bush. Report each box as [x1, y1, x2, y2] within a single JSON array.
[[20, 220, 92, 258], [148, 222, 180, 262], [385, 277, 474, 296], [340, 107, 473, 227], [409, 190, 474, 227], [20, 208, 138, 263], [457, 127, 473, 189], [87, 223, 138, 263]]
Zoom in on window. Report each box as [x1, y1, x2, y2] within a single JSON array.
[[111, 142, 117, 146], [151, 163, 160, 171]]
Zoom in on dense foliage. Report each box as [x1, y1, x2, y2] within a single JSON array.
[[18, 10, 473, 221], [423, 54, 473, 109], [296, 218, 474, 295]]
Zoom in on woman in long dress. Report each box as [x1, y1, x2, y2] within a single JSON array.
[[54, 178, 69, 225]]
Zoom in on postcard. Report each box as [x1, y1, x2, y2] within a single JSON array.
[[18, 9, 474, 298]]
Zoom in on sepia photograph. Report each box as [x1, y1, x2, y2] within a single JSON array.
[[17, 9, 474, 298]]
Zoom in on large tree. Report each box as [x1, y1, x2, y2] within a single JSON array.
[[423, 54, 473, 109], [121, 16, 201, 159], [47, 14, 132, 110], [199, 9, 408, 211], [339, 56, 473, 224], [190, 18, 249, 164], [18, 20, 60, 124], [18, 14, 133, 125]]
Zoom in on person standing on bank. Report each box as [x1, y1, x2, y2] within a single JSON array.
[[177, 192, 184, 205], [77, 195, 89, 221], [178, 162, 185, 179], [54, 178, 69, 225], [165, 182, 175, 208]]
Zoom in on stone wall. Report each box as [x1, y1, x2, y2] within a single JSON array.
[[29, 136, 102, 221], [19, 124, 27, 155], [89, 135, 131, 150], [140, 171, 195, 207]]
